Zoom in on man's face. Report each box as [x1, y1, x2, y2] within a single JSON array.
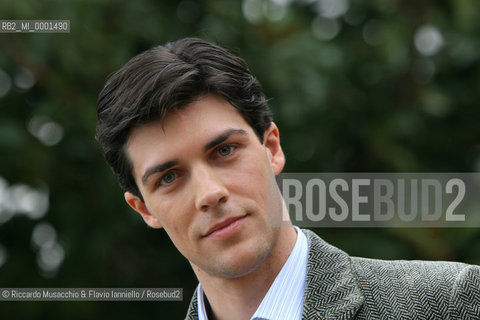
[[124, 94, 286, 278]]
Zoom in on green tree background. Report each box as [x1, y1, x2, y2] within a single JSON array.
[[0, 0, 479, 319]]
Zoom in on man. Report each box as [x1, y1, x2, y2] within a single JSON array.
[[96, 38, 480, 319]]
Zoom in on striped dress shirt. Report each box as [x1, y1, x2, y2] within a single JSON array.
[[197, 226, 308, 320]]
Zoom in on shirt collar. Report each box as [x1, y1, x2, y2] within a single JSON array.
[[197, 226, 308, 320]]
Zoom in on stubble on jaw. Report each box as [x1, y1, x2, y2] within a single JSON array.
[[190, 229, 277, 280], [189, 208, 279, 279]]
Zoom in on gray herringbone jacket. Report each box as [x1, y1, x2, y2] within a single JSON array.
[[185, 229, 480, 319]]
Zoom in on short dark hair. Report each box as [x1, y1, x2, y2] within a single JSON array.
[[96, 38, 273, 199]]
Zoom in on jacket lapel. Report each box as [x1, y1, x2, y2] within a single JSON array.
[[185, 289, 198, 320], [302, 229, 364, 320]]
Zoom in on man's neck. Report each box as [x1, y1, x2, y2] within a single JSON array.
[[192, 225, 297, 320]]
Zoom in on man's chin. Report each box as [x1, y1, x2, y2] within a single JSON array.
[[192, 241, 273, 279]]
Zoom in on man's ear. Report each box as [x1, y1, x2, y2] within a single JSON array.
[[124, 192, 163, 229], [263, 122, 285, 175]]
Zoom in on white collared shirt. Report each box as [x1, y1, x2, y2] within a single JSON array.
[[197, 226, 308, 320]]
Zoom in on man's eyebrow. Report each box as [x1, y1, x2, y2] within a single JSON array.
[[204, 128, 248, 152], [141, 160, 179, 186]]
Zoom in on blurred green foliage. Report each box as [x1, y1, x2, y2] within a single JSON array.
[[0, 0, 479, 318]]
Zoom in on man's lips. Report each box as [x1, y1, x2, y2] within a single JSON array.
[[203, 215, 247, 238]]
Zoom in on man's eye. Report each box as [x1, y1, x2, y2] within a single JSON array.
[[160, 172, 177, 185], [217, 145, 235, 157]]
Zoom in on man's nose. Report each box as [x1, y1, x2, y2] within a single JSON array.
[[193, 166, 229, 212]]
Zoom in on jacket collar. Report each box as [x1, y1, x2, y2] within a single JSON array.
[[302, 229, 364, 319], [185, 289, 198, 320]]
